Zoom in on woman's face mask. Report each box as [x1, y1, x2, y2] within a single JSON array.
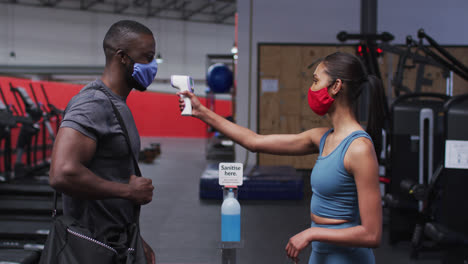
[[307, 86, 335, 116]]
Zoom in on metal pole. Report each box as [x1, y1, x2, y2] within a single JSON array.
[[359, 0, 378, 123], [361, 0, 377, 35], [222, 248, 237, 264]]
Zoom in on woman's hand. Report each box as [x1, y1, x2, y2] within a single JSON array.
[[285, 229, 313, 261], [176, 91, 204, 118]]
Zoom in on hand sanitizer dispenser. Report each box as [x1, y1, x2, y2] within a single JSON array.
[[221, 188, 241, 242]]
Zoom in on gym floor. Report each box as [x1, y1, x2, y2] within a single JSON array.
[[139, 137, 441, 264]]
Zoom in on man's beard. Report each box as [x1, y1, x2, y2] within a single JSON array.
[[133, 79, 147, 92], [125, 66, 147, 92]]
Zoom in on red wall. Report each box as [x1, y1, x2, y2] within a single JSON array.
[[0, 76, 232, 172], [0, 76, 232, 137], [127, 89, 232, 137]]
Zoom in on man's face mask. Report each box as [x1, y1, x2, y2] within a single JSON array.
[[126, 54, 158, 91]]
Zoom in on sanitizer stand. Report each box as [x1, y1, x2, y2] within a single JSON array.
[[218, 162, 244, 264], [220, 187, 242, 264], [221, 243, 238, 264]]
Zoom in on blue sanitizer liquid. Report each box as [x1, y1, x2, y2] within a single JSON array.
[[221, 214, 241, 242]]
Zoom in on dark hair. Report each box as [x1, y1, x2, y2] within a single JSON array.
[[103, 20, 153, 62], [323, 52, 388, 156]]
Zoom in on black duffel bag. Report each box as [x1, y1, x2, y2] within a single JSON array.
[[39, 211, 146, 264]]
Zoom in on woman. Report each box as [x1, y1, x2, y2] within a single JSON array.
[[177, 52, 384, 263]]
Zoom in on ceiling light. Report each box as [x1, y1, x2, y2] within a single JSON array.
[[156, 53, 164, 64], [231, 46, 238, 54]]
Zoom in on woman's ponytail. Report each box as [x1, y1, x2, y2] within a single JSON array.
[[366, 75, 389, 158], [322, 53, 390, 158]]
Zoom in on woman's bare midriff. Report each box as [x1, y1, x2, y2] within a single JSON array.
[[311, 212, 349, 225]]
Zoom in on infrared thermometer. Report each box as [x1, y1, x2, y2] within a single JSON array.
[[171, 75, 194, 116]]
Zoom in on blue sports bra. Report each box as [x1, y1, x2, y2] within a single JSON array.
[[310, 129, 372, 222]]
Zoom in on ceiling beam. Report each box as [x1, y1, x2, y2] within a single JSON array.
[[216, 9, 235, 23], [114, 0, 130, 13], [38, 0, 61, 7], [148, 0, 178, 16], [80, 0, 102, 10], [133, 0, 148, 7], [215, 3, 231, 13], [182, 1, 212, 20], [5, 0, 236, 25]]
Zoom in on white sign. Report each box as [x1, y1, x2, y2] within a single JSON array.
[[445, 140, 468, 169], [219, 163, 243, 186], [261, 79, 279, 93]]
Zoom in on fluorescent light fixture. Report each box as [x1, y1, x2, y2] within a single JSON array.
[[231, 46, 238, 54], [156, 53, 164, 64]]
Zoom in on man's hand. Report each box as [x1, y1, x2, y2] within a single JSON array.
[[127, 175, 154, 205], [142, 238, 156, 264]]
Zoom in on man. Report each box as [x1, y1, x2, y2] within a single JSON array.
[[50, 20, 157, 263]]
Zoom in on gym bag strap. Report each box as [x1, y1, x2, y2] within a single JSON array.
[[96, 85, 142, 178], [39, 85, 147, 264]]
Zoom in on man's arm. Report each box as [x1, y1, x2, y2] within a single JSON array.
[[141, 237, 155, 264], [49, 127, 153, 204]]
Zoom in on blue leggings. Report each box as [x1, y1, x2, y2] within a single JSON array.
[[308, 222, 375, 264]]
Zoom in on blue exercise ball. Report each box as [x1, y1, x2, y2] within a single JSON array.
[[206, 63, 233, 93]]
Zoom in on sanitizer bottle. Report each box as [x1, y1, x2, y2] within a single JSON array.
[[221, 188, 241, 242]]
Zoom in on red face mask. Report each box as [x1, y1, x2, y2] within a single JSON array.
[[307, 86, 335, 116]]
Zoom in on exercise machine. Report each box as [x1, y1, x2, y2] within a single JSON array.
[[0, 84, 34, 182], [385, 93, 449, 245], [9, 83, 57, 179]]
